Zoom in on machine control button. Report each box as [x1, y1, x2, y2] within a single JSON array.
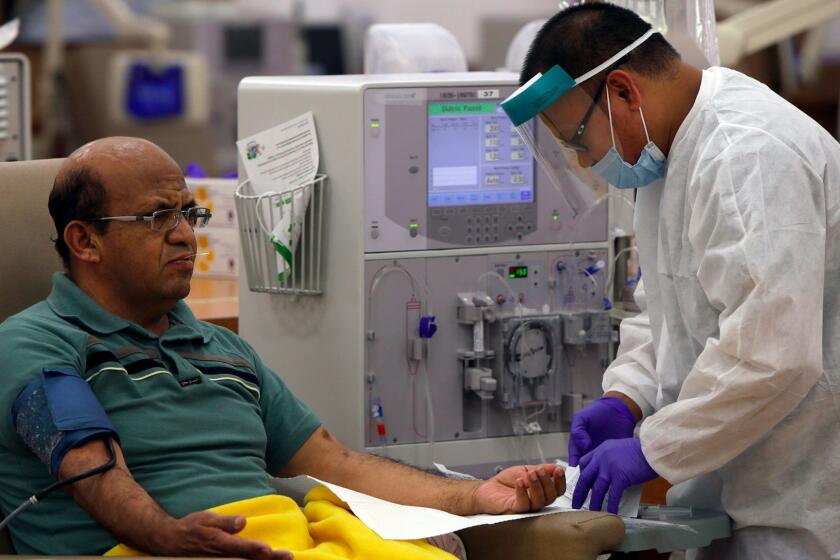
[[409, 221, 419, 237], [370, 228, 380, 239], [438, 226, 452, 237], [466, 235, 474, 244], [517, 215, 524, 222], [431, 208, 442, 216], [483, 235, 491, 242], [466, 217, 472, 224], [526, 224, 533, 232], [445, 208, 455, 215]]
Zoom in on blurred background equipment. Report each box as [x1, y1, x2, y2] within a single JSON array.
[[153, 0, 302, 173], [0, 51, 31, 161], [2, 0, 838, 166], [717, 0, 840, 83], [11, 0, 215, 168], [501, 20, 546, 73], [364, 23, 467, 74]]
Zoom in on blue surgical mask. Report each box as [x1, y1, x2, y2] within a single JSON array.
[[592, 88, 666, 189]]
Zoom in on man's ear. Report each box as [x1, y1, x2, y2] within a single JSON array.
[[64, 221, 103, 264], [605, 69, 643, 111]]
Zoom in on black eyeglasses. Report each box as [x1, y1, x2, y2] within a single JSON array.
[[562, 80, 607, 152], [88, 207, 212, 231]]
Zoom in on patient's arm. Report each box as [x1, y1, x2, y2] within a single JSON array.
[[279, 427, 564, 515], [59, 439, 291, 559]]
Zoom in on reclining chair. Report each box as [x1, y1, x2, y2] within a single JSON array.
[[0, 158, 625, 558]]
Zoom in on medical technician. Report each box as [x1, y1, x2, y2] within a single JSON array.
[[502, 4, 840, 558]]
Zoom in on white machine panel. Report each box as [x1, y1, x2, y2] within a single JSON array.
[[0, 54, 31, 161], [363, 84, 607, 252]]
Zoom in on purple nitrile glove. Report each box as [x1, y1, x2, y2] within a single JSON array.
[[572, 437, 658, 514], [568, 397, 637, 467]]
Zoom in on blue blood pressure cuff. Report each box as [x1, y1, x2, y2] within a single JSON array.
[[11, 368, 118, 477]]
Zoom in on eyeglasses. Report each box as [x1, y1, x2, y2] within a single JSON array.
[[561, 80, 606, 153], [88, 207, 212, 231]]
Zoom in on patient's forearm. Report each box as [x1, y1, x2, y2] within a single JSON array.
[[333, 448, 480, 514], [281, 427, 481, 515], [60, 439, 180, 553]]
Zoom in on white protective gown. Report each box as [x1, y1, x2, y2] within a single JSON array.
[[603, 67, 840, 559]]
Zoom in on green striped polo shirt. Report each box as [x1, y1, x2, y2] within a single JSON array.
[[0, 273, 320, 554]]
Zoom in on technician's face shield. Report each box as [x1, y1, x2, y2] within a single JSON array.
[[501, 29, 655, 217]]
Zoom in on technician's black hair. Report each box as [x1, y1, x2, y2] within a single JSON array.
[[521, 3, 680, 92]]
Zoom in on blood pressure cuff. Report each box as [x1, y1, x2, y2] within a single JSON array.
[[11, 367, 118, 477]]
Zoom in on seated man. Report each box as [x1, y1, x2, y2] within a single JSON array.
[[0, 137, 565, 557]]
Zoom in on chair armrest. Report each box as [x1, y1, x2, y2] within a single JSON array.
[[457, 511, 625, 560]]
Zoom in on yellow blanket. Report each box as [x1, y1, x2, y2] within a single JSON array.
[[105, 486, 456, 559]]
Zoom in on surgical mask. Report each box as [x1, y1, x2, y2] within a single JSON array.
[[592, 87, 666, 189]]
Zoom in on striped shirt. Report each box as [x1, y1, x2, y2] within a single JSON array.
[[0, 273, 320, 554]]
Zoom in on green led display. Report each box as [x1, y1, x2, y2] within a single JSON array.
[[508, 266, 528, 279]]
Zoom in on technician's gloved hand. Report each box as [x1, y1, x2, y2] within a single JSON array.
[[568, 397, 637, 467], [572, 438, 658, 515]]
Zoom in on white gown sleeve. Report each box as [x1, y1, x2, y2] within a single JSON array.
[[640, 131, 827, 484], [602, 279, 660, 418]]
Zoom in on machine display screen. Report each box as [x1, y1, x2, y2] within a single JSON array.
[[427, 101, 534, 207], [508, 266, 528, 279]]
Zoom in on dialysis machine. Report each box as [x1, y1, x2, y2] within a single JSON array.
[[238, 73, 614, 475]]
